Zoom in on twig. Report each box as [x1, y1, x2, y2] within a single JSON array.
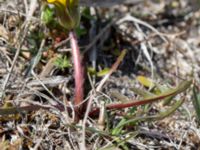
[[0, 9, 38, 21], [23, 0, 28, 16], [80, 72, 97, 149], [1, 25, 28, 101], [116, 14, 168, 43], [1, 0, 38, 101], [96, 49, 127, 91], [80, 49, 127, 148], [83, 19, 115, 54], [134, 23, 154, 79], [54, 37, 70, 49], [89, 7, 97, 84], [31, 71, 63, 106]]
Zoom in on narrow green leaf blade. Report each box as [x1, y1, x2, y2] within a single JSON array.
[[192, 85, 200, 122]]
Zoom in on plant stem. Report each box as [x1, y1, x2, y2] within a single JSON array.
[[69, 31, 84, 121]]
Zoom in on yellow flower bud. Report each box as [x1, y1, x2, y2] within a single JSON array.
[[47, 0, 67, 7], [46, 0, 80, 30]]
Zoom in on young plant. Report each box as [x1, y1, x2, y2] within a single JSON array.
[[42, 0, 84, 121], [54, 55, 72, 70], [0, 0, 191, 127]]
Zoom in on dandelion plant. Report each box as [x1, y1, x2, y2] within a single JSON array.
[[42, 0, 84, 121]]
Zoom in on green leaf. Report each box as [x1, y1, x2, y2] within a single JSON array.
[[97, 68, 110, 77], [87, 66, 96, 75], [87, 67, 111, 77], [75, 26, 87, 37], [106, 80, 192, 110], [192, 85, 200, 123], [54, 55, 72, 70], [137, 76, 155, 88], [99, 132, 138, 150], [111, 118, 126, 136], [131, 86, 154, 98], [116, 98, 185, 128], [41, 4, 55, 25], [81, 7, 95, 20]]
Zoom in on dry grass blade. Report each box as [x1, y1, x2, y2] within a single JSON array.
[[80, 49, 127, 149], [96, 49, 127, 92]]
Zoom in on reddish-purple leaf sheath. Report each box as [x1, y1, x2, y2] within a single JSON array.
[[88, 92, 176, 118], [69, 31, 84, 111]]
